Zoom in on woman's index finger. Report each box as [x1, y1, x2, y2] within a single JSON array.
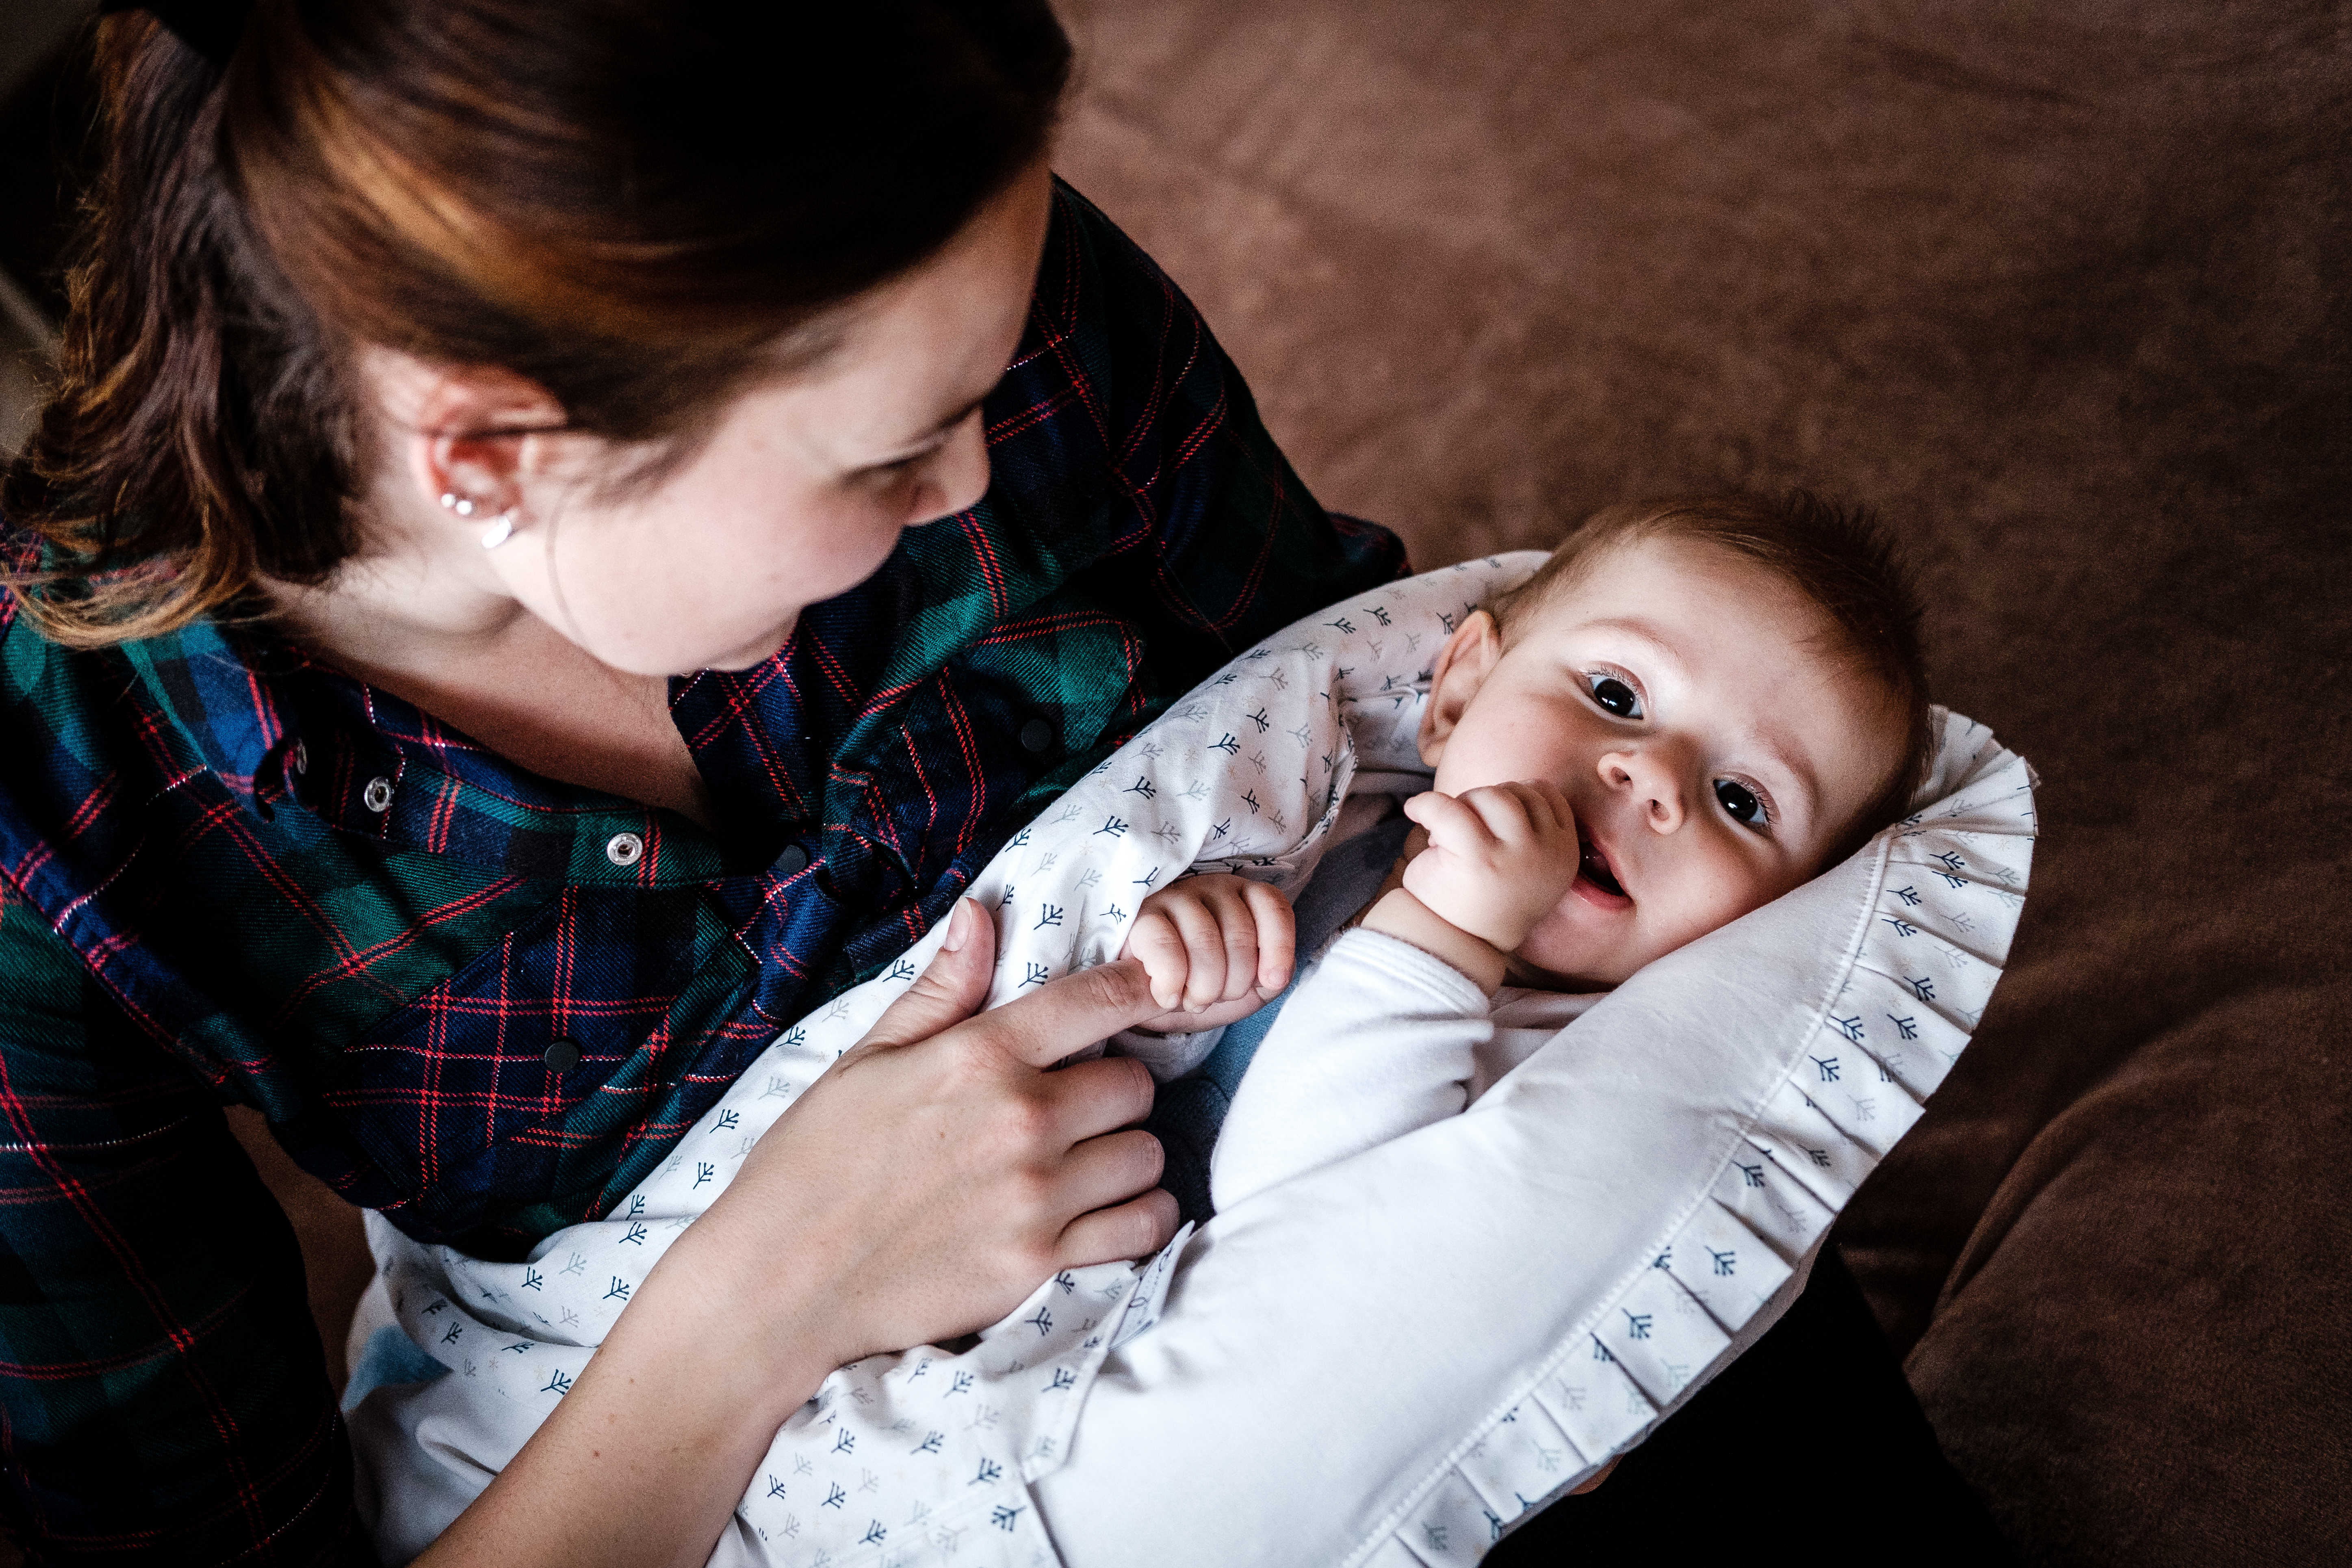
[[958, 955, 1165, 1069]]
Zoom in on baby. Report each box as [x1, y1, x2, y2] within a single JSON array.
[[1114, 490, 1933, 1210]]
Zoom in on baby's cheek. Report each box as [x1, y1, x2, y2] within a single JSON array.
[[1513, 896, 1634, 987]]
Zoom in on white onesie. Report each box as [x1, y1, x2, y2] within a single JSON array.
[[1211, 928, 1599, 1212]]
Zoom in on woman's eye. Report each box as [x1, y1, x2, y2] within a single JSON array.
[[1587, 674, 1642, 718], [860, 447, 939, 486], [1714, 779, 1769, 827]]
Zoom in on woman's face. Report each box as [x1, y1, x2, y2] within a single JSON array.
[[443, 161, 1055, 676]]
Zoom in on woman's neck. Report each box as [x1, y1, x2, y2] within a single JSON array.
[[265, 562, 717, 829]]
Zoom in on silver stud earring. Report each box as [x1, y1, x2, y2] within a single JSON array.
[[442, 490, 517, 549]]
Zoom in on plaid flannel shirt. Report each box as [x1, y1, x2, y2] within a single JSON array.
[[0, 182, 1405, 1564]]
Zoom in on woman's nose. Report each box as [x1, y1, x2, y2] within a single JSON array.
[[919, 408, 993, 524], [1600, 749, 1686, 833]]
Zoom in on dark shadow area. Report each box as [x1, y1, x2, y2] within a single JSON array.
[[1493, 1247, 2014, 1565]]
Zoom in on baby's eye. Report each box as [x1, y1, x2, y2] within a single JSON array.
[[1714, 779, 1769, 827], [1586, 674, 1642, 718]]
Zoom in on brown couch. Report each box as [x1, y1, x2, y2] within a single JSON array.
[[19, 0, 2349, 1561], [1046, 1, 2351, 1559]]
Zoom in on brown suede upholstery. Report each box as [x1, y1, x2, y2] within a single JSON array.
[[225, 2, 2349, 1560], [1050, 1, 2350, 1560]]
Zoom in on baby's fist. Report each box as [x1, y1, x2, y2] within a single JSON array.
[[1120, 874, 1297, 1032], [1400, 780, 1582, 952]]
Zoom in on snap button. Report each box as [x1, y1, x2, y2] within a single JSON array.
[[772, 843, 810, 877], [362, 776, 394, 813], [1019, 718, 1055, 753], [605, 831, 645, 867], [290, 740, 308, 776], [542, 1037, 581, 1072]]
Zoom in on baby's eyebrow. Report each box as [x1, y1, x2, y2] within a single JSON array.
[[1746, 719, 1821, 828], [1580, 618, 1690, 680]]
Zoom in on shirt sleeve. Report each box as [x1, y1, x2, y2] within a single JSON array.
[[1210, 927, 1493, 1211], [0, 886, 370, 1564], [1058, 184, 1411, 686]]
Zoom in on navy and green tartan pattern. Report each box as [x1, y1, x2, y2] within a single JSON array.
[[0, 182, 1405, 1562]]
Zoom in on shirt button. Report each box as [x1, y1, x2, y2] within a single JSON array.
[[542, 1037, 581, 1072], [605, 831, 645, 868], [290, 740, 308, 776], [1019, 718, 1055, 753], [772, 843, 810, 877], [362, 776, 394, 813]]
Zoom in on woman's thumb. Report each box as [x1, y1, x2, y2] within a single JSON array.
[[852, 898, 996, 1052]]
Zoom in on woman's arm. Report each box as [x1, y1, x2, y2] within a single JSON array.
[[0, 886, 372, 1561], [420, 901, 1175, 1568]]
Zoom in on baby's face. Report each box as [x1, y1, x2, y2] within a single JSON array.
[[1420, 535, 1907, 989]]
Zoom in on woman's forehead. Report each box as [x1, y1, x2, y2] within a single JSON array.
[[751, 160, 1055, 464]]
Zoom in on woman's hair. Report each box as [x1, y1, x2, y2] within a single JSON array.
[[1492, 490, 1937, 860], [3, 0, 1072, 646]]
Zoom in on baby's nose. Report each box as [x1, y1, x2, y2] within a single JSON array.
[[1601, 749, 1686, 832]]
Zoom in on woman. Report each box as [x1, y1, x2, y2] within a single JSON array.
[[0, 2, 1403, 1560]]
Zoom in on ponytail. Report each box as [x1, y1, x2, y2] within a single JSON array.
[[3, 15, 359, 646]]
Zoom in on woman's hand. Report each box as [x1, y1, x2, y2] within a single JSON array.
[[687, 896, 1181, 1372], [423, 898, 1176, 1568]]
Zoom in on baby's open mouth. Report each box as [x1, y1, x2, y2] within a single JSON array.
[[1577, 830, 1627, 900]]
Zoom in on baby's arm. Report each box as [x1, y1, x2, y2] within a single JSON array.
[[1212, 781, 1582, 1208]]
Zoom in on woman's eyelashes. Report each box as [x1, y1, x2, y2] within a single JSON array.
[[1583, 669, 1644, 719], [859, 445, 937, 485], [1712, 776, 1773, 830]]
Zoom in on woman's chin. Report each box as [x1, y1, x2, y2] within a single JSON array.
[[679, 616, 801, 674]]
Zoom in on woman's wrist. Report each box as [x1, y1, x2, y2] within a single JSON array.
[[641, 1198, 853, 1420], [423, 1208, 850, 1568], [1361, 887, 1509, 993]]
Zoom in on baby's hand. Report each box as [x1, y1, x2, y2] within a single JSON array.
[[1121, 874, 1297, 1033], [1399, 780, 1582, 954]]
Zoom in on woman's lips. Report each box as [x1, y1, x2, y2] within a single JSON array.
[[1573, 828, 1632, 908]]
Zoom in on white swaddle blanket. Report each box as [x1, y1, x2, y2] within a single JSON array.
[[347, 554, 2036, 1567]]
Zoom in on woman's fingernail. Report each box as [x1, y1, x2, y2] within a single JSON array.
[[942, 899, 972, 954]]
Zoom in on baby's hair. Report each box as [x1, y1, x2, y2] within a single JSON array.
[[1491, 490, 1934, 863]]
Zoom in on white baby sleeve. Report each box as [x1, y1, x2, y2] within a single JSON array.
[[1210, 927, 1491, 1210]]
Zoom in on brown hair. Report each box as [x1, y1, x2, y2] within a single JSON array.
[[3, 0, 1072, 646], [1492, 490, 1935, 860]]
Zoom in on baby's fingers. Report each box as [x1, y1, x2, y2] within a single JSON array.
[[1123, 909, 1192, 1011], [1403, 789, 1495, 850], [1527, 777, 1576, 837], [1158, 891, 1242, 1011], [1241, 879, 1296, 994]]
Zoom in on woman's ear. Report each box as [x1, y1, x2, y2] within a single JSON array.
[[369, 348, 566, 516], [1417, 610, 1503, 768]]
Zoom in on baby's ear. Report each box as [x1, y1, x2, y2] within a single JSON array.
[[1417, 610, 1503, 767]]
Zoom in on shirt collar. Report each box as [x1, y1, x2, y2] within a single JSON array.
[[119, 618, 735, 886]]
